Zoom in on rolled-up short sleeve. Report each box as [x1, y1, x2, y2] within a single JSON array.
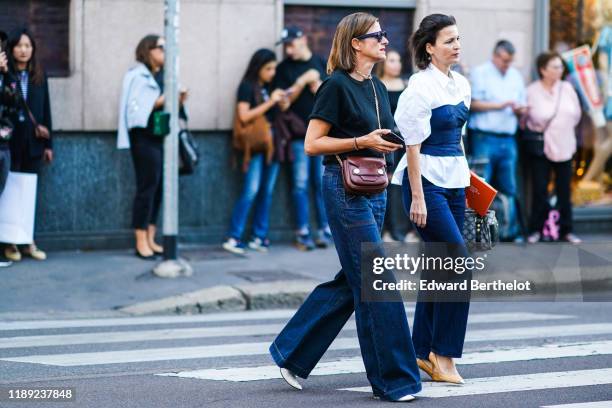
[[309, 77, 341, 128], [394, 78, 432, 146]]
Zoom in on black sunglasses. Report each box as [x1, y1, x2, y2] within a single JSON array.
[[151, 44, 165, 51], [355, 30, 388, 43]]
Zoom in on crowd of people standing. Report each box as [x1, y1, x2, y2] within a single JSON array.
[[0, 13, 586, 267]]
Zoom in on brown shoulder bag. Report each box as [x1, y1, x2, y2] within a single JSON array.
[[335, 76, 388, 195]]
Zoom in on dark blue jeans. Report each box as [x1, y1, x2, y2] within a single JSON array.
[[270, 165, 421, 401], [471, 131, 518, 238], [290, 140, 328, 234], [401, 171, 470, 359], [227, 154, 280, 240]]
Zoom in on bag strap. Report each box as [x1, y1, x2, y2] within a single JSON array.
[[335, 75, 381, 164], [542, 82, 564, 133], [15, 78, 40, 128]]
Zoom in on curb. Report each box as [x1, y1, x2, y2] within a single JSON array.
[[117, 285, 246, 315], [234, 280, 319, 310], [117, 280, 320, 316]]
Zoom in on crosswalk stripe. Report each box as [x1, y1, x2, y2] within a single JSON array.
[[156, 340, 612, 382], [340, 368, 612, 398], [541, 402, 612, 408], [3, 323, 612, 366], [0, 311, 572, 331], [0, 313, 579, 349], [0, 310, 299, 331]]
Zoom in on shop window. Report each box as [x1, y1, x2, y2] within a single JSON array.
[[284, 5, 414, 78]]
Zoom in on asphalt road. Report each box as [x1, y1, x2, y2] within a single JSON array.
[[1, 302, 612, 408]]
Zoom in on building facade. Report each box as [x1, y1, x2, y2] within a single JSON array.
[[6, 0, 604, 250]]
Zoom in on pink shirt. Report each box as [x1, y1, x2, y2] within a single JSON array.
[[525, 80, 582, 162]]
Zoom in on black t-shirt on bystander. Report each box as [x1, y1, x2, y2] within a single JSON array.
[[273, 54, 327, 136], [309, 70, 395, 165], [237, 80, 277, 123]]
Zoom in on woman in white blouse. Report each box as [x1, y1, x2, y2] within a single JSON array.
[[392, 14, 471, 384]]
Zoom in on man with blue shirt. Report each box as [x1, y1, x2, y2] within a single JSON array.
[[468, 40, 527, 239]]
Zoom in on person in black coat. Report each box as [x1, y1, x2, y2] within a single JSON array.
[[3, 27, 52, 262]]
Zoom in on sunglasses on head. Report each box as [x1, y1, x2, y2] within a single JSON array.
[[355, 30, 388, 43]]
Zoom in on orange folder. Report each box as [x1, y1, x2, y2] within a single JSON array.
[[465, 171, 497, 217]]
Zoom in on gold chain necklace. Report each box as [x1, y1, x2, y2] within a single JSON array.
[[354, 69, 372, 80]]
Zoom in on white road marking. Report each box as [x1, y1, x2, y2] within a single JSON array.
[[4, 322, 612, 366], [156, 340, 612, 382], [0, 313, 580, 349], [340, 368, 612, 398], [0, 311, 572, 331]]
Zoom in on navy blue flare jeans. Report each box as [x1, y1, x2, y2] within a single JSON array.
[[269, 164, 422, 401]]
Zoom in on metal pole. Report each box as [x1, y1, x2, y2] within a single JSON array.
[[163, 0, 179, 260], [533, 0, 550, 79]]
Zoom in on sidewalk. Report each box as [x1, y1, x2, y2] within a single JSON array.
[[0, 243, 339, 318], [1, 233, 610, 318]]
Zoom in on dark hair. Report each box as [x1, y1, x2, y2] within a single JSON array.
[[242, 48, 276, 84], [135, 34, 161, 71], [7, 27, 44, 85], [535, 51, 565, 79], [410, 14, 457, 70], [494, 40, 515, 56]]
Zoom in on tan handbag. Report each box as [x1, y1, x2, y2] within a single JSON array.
[[232, 85, 274, 172], [335, 76, 388, 195]]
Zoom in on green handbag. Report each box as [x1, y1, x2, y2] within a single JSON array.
[[152, 111, 171, 137]]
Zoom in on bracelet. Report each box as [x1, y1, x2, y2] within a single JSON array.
[[353, 136, 360, 150]]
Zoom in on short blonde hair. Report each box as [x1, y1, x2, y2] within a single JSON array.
[[327, 12, 378, 75]]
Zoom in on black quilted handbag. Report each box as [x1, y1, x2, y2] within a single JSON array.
[[462, 208, 499, 251]]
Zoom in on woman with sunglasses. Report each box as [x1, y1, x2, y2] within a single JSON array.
[[269, 13, 421, 402], [392, 14, 472, 384], [117, 35, 187, 259]]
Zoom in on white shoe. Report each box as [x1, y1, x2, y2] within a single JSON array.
[[382, 232, 395, 243], [280, 368, 302, 390], [404, 231, 420, 243], [527, 232, 541, 244], [222, 238, 246, 255], [372, 393, 416, 402]]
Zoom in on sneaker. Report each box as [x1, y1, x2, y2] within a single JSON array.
[[248, 237, 270, 253], [404, 231, 420, 243], [222, 237, 246, 255], [22, 244, 47, 261], [562, 233, 582, 244], [315, 229, 333, 248], [4, 245, 21, 262], [527, 232, 541, 244], [295, 233, 315, 251], [382, 231, 396, 243], [0, 259, 12, 268]]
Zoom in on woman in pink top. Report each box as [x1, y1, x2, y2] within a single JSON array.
[[524, 51, 582, 244]]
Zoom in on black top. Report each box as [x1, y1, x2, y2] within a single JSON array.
[[387, 89, 403, 116], [7, 70, 52, 157], [309, 70, 395, 165], [237, 80, 276, 123], [0, 73, 20, 149], [144, 70, 187, 133], [384, 88, 406, 169], [273, 54, 327, 136]]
